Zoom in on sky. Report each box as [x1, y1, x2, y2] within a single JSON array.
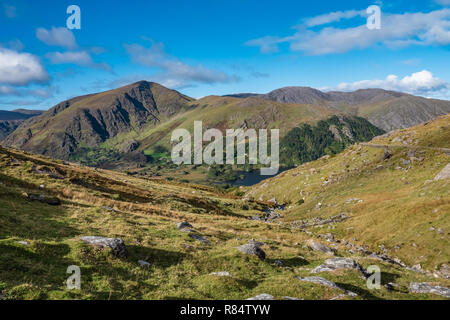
[[1, 0, 450, 110]]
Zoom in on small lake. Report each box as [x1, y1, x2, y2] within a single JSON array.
[[231, 167, 290, 186]]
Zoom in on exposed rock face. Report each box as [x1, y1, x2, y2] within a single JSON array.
[[307, 241, 334, 255], [246, 294, 274, 300], [210, 271, 231, 277], [237, 241, 266, 260], [262, 87, 450, 131], [4, 81, 192, 159], [0, 110, 43, 141], [434, 163, 450, 180], [80, 236, 128, 258], [177, 221, 193, 230], [409, 282, 450, 298], [311, 257, 368, 278], [27, 194, 61, 206], [121, 139, 139, 153]]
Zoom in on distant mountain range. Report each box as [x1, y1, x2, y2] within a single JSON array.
[[0, 109, 44, 141], [226, 87, 450, 131], [2, 81, 450, 171]]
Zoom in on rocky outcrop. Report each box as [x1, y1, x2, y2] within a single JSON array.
[[246, 294, 274, 300], [81, 236, 128, 258], [3, 81, 192, 160], [409, 282, 450, 298], [311, 257, 369, 278], [237, 240, 266, 260], [434, 163, 450, 180]]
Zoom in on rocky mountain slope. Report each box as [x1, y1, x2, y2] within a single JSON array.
[[1, 124, 449, 299], [262, 87, 450, 131], [0, 110, 44, 141], [245, 114, 450, 275], [3, 81, 193, 159], [3, 82, 449, 183]]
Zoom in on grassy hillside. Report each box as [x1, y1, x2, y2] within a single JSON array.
[[246, 114, 450, 272], [0, 122, 449, 300]]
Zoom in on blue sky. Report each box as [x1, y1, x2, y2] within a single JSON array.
[[1, 0, 450, 110]]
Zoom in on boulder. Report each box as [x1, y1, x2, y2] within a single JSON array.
[[434, 163, 450, 180], [189, 233, 210, 244], [237, 241, 266, 260], [28, 194, 61, 206], [81, 236, 128, 258], [307, 241, 334, 255], [383, 149, 392, 161], [210, 271, 231, 277], [311, 257, 368, 278], [121, 139, 139, 153], [138, 260, 150, 268], [246, 294, 274, 300], [438, 264, 450, 279], [177, 221, 193, 230], [409, 282, 450, 298]]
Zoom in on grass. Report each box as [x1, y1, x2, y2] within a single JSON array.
[[0, 116, 449, 300]]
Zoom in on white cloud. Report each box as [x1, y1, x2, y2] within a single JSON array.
[[0, 85, 56, 98], [36, 27, 77, 50], [124, 40, 240, 88], [303, 10, 364, 27], [333, 70, 450, 97], [246, 9, 450, 55], [46, 51, 111, 71], [0, 47, 49, 86]]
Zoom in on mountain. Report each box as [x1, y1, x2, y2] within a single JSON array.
[[4, 81, 449, 184], [0, 109, 44, 141], [3, 81, 193, 159], [262, 87, 450, 131], [246, 114, 450, 273]]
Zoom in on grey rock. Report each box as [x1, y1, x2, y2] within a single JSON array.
[[101, 206, 116, 213], [17, 241, 30, 246], [237, 241, 266, 260], [308, 241, 334, 255], [438, 264, 450, 279], [28, 194, 61, 206], [311, 257, 368, 278], [80, 236, 128, 258], [383, 149, 392, 161], [210, 271, 231, 277], [246, 294, 274, 300], [275, 259, 283, 267], [121, 139, 139, 153], [409, 282, 450, 298], [434, 163, 450, 180], [177, 221, 193, 230], [189, 233, 210, 244], [283, 296, 301, 300], [138, 260, 150, 268]]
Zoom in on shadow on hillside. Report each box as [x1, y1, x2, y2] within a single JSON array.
[[0, 173, 80, 240], [267, 256, 309, 267], [0, 241, 77, 298], [335, 282, 385, 300], [127, 245, 188, 268]]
